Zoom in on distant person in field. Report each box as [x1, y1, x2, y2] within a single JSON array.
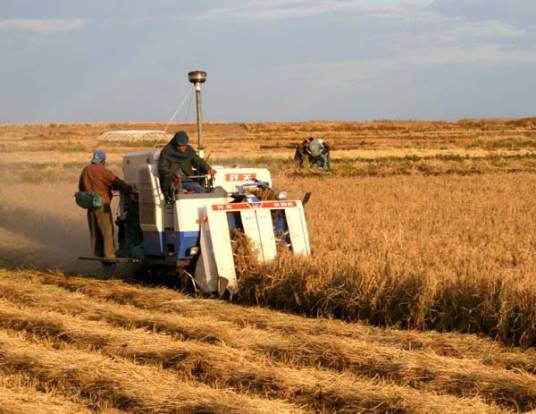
[[294, 138, 311, 168], [308, 138, 325, 169], [78, 150, 131, 260], [294, 137, 331, 170], [158, 131, 216, 202]]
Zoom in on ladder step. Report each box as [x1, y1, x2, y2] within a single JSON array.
[[78, 256, 143, 264]]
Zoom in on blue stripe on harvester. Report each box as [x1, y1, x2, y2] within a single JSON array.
[[177, 231, 200, 259], [142, 231, 200, 259]]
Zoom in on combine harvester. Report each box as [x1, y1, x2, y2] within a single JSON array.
[[84, 71, 311, 297]]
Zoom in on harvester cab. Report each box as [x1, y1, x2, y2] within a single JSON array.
[[119, 152, 310, 295]]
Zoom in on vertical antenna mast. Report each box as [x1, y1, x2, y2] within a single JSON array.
[[188, 70, 207, 159]]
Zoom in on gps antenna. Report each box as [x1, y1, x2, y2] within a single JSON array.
[[188, 70, 207, 159]]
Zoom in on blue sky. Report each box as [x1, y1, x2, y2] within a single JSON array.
[[0, 0, 535, 122]]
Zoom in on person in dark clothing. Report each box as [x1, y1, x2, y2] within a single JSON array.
[[323, 140, 331, 169], [294, 138, 312, 167], [158, 131, 216, 202], [78, 150, 132, 259]]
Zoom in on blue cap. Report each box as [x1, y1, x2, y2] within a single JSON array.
[[91, 150, 106, 164], [172, 131, 189, 146]]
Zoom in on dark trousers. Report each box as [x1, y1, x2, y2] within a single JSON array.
[[87, 204, 115, 259], [294, 145, 306, 167]]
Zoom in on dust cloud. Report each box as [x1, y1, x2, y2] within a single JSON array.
[[0, 180, 110, 274]]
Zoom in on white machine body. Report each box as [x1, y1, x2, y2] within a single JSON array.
[[122, 151, 311, 295]]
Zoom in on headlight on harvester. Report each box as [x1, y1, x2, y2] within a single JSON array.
[[277, 191, 288, 200], [189, 246, 200, 256]]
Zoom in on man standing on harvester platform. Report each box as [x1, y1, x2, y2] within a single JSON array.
[[78, 150, 131, 260], [158, 131, 216, 202]]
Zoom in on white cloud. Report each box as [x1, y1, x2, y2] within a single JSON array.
[[403, 12, 527, 44], [0, 19, 83, 34], [430, 0, 536, 25], [282, 44, 536, 88], [402, 44, 536, 65], [195, 0, 434, 21], [440, 19, 525, 40]]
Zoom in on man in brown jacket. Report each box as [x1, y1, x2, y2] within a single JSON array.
[[79, 150, 131, 260]]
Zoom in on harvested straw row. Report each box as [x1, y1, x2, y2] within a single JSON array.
[[0, 376, 94, 414], [1, 275, 535, 410], [0, 372, 127, 414], [0, 330, 301, 414], [0, 386, 89, 414], [27, 271, 536, 373], [0, 300, 502, 414]]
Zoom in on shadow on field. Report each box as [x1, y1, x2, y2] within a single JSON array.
[[0, 245, 98, 277], [0, 239, 185, 292]]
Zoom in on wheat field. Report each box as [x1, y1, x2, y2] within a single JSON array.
[[242, 173, 536, 347], [1, 120, 536, 412]]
